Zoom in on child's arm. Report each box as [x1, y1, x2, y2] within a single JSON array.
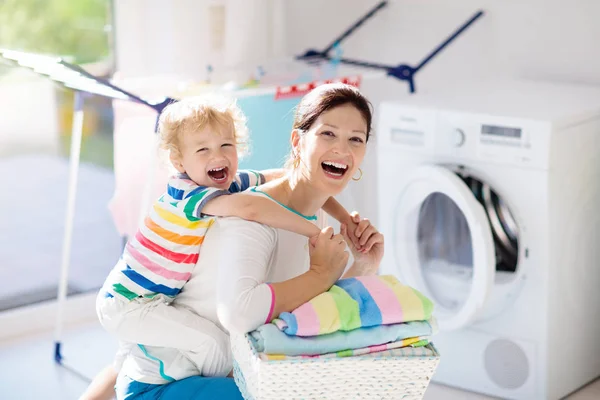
[[323, 197, 351, 223], [322, 197, 362, 250], [201, 193, 320, 238]]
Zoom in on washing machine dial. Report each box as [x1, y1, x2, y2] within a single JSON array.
[[451, 128, 466, 147]]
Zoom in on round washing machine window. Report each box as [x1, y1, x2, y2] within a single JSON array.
[[416, 192, 476, 312], [393, 165, 506, 331]]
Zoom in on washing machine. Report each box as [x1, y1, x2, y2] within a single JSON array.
[[376, 80, 600, 400]]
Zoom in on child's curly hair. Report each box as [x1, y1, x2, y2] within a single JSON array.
[[158, 95, 249, 159]]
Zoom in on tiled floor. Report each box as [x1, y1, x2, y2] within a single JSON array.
[[0, 321, 598, 400]]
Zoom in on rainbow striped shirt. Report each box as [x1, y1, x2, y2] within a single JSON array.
[[105, 170, 265, 301]]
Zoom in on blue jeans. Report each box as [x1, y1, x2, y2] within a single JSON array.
[[115, 374, 244, 400]]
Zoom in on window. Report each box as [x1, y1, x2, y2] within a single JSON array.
[[0, 0, 121, 311]]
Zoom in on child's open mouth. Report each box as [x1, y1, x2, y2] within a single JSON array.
[[321, 161, 348, 179], [207, 167, 229, 183]]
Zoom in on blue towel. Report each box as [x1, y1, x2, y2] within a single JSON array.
[[250, 318, 437, 356]]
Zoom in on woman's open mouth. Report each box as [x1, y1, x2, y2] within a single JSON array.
[[321, 161, 348, 180], [207, 166, 229, 184]]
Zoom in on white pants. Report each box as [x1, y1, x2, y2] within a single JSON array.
[[96, 291, 232, 379]]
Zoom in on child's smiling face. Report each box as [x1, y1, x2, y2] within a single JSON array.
[[170, 125, 239, 189]]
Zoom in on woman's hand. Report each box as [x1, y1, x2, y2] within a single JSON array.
[[309, 226, 349, 288], [341, 212, 384, 276]]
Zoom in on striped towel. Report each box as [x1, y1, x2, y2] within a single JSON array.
[[257, 339, 433, 361], [276, 275, 433, 336]]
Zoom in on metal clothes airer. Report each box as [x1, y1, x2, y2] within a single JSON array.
[[296, 1, 484, 94]]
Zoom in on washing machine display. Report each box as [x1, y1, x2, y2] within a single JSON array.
[[481, 124, 522, 138]]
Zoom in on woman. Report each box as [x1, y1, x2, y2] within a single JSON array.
[[85, 83, 384, 400]]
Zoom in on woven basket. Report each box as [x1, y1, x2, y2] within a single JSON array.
[[231, 333, 440, 400]]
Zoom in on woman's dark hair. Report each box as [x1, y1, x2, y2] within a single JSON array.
[[293, 83, 373, 141]]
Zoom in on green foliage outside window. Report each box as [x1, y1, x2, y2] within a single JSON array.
[[0, 0, 111, 63]]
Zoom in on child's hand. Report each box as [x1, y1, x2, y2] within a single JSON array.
[[341, 211, 377, 253]]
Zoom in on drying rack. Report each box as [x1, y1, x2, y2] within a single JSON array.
[[297, 1, 484, 93]]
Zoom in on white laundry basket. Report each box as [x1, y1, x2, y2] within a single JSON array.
[[231, 333, 440, 400]]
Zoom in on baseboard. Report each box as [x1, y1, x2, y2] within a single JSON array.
[[0, 292, 98, 342]]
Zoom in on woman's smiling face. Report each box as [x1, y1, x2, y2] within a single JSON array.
[[293, 103, 368, 196]]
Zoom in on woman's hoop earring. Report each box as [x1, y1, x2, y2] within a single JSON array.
[[293, 156, 300, 169], [352, 168, 363, 181]]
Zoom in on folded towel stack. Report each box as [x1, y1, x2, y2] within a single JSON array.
[[249, 275, 437, 360]]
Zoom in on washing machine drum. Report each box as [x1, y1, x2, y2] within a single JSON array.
[[454, 176, 519, 273], [392, 165, 520, 331]]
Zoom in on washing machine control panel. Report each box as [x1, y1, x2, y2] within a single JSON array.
[[378, 103, 551, 169]]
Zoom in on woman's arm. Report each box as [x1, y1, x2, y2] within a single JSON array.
[[202, 193, 320, 238], [216, 220, 346, 334]]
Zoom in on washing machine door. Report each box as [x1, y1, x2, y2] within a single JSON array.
[[393, 165, 495, 331]]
